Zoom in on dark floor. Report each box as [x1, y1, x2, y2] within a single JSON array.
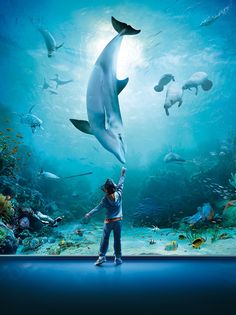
[[0, 257, 236, 315]]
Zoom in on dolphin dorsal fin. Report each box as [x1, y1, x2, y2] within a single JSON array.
[[117, 78, 129, 95], [69, 119, 93, 135]]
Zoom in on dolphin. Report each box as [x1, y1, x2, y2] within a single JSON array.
[[38, 28, 64, 57], [70, 17, 141, 164]]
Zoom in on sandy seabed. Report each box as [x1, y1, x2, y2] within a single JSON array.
[[15, 222, 236, 256]]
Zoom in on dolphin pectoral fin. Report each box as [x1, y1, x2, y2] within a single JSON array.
[[117, 78, 129, 94], [111, 16, 141, 35], [70, 119, 93, 135], [56, 42, 64, 50]]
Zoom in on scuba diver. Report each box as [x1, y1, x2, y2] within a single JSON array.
[[85, 167, 126, 266]]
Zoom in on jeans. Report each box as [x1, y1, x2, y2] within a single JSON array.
[[99, 221, 122, 258]]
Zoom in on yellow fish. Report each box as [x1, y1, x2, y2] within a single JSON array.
[[192, 237, 206, 249], [165, 241, 178, 251]]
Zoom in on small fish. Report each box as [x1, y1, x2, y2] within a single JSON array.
[[149, 239, 156, 245], [16, 133, 24, 139], [27, 152, 31, 157], [59, 239, 66, 246], [165, 241, 178, 251], [11, 148, 18, 154], [148, 225, 160, 232], [219, 233, 232, 240], [178, 234, 186, 240], [192, 237, 206, 249], [74, 229, 83, 236], [6, 128, 13, 132]]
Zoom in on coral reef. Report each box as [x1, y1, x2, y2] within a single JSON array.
[[0, 221, 18, 254], [0, 194, 14, 223]]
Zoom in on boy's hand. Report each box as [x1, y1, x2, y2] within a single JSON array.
[[121, 167, 126, 176]]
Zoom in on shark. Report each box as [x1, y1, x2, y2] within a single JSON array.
[[38, 28, 64, 57], [70, 16, 141, 164], [51, 74, 73, 89]]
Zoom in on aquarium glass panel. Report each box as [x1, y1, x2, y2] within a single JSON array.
[[0, 0, 236, 256]]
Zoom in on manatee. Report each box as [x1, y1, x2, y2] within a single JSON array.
[[70, 17, 141, 164], [164, 83, 184, 116], [38, 28, 64, 58], [17, 105, 43, 134], [154, 73, 175, 92], [182, 72, 213, 95]]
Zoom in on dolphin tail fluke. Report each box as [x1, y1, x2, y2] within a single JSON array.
[[70, 119, 93, 135], [56, 42, 64, 50], [111, 16, 141, 35]]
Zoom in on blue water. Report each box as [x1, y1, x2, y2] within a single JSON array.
[[0, 0, 236, 255]]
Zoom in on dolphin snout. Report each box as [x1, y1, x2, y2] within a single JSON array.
[[116, 146, 126, 164]]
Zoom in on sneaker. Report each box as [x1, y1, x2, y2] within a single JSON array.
[[94, 256, 106, 266], [114, 257, 123, 265]]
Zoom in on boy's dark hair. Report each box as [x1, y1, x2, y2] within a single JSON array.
[[101, 179, 117, 195]]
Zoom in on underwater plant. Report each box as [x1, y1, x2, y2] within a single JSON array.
[[185, 226, 206, 244], [210, 228, 221, 243], [0, 228, 7, 242], [0, 194, 14, 223]]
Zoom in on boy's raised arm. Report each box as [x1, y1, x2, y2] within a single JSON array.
[[85, 199, 105, 218]]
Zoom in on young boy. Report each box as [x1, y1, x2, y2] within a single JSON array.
[[85, 167, 126, 266]]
